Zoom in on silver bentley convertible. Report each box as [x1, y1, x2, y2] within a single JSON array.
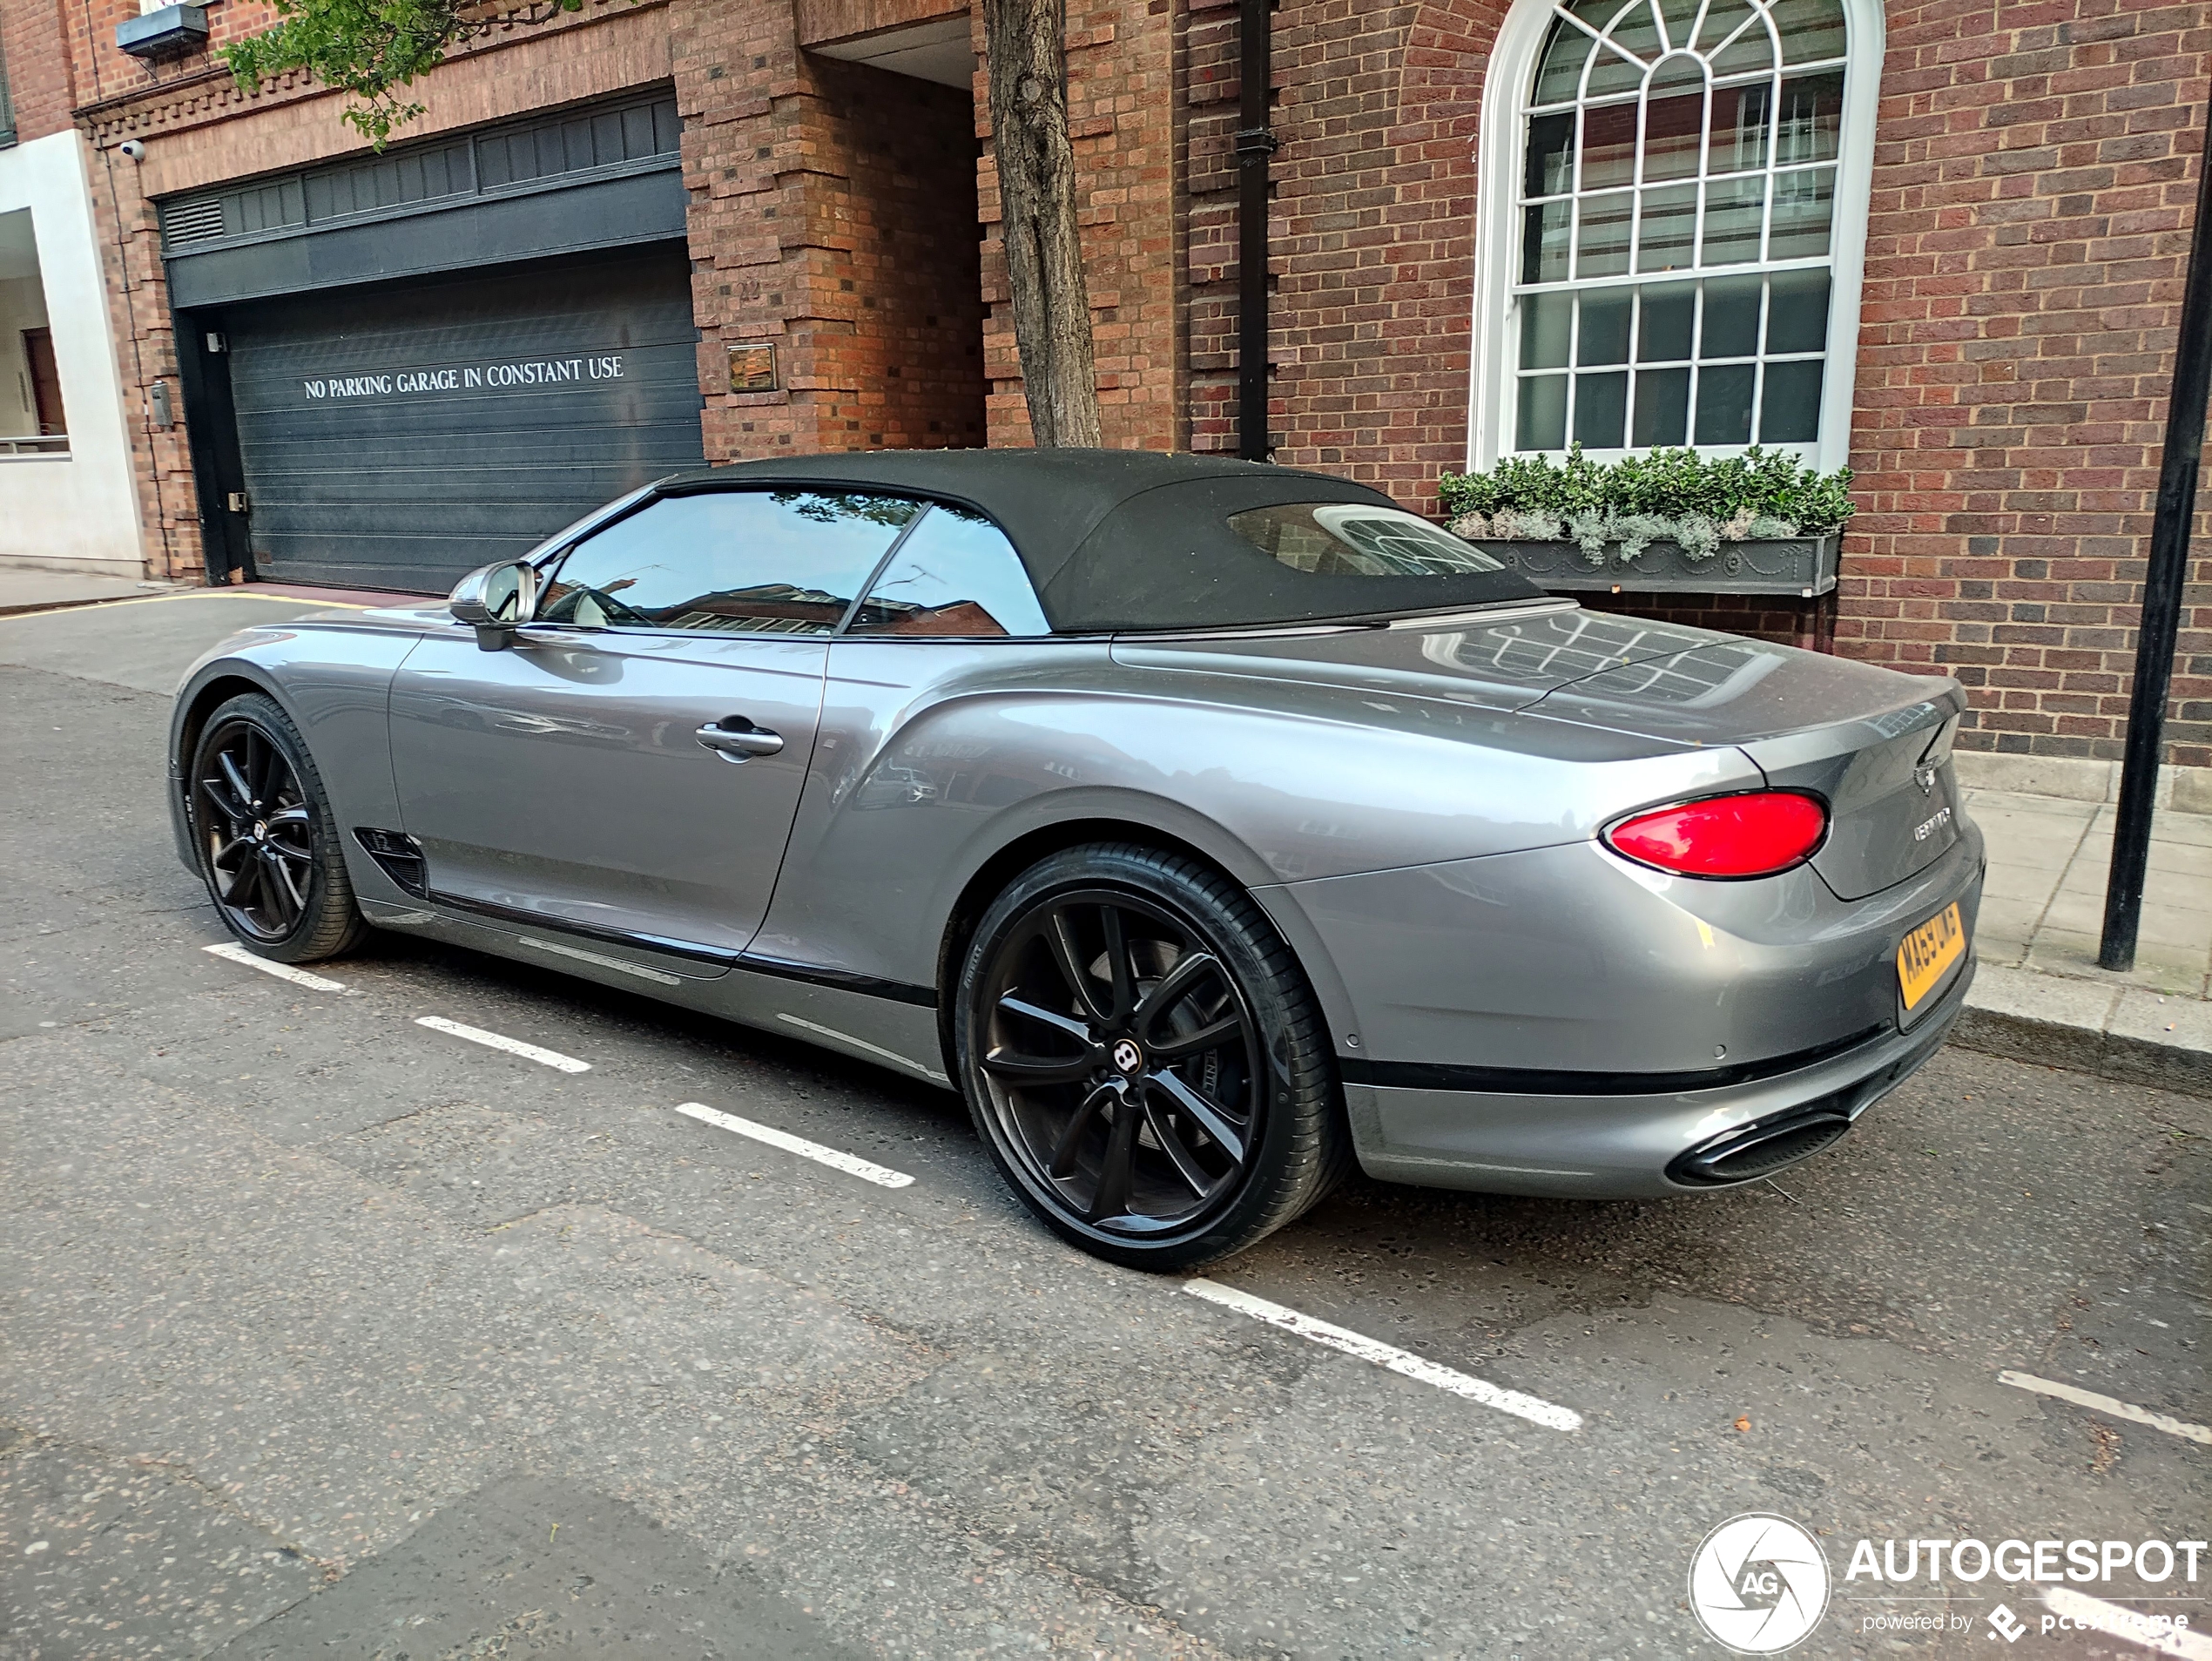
[[169, 450, 1982, 1267]]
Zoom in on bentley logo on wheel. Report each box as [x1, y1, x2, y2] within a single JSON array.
[[1111, 1039, 1143, 1075], [1688, 1513, 1831, 1654]]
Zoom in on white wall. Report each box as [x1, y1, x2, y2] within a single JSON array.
[[0, 132, 145, 576]]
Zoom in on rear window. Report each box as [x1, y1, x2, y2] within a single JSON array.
[[1039, 479, 1545, 631], [1229, 503, 1509, 578]]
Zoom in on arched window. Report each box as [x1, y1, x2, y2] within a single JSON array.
[[1469, 0, 1880, 469]]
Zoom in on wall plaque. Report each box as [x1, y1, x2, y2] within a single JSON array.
[[728, 343, 779, 394]]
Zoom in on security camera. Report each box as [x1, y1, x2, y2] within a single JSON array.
[[118, 139, 146, 160]]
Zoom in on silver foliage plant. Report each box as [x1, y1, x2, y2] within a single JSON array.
[[1448, 506, 1803, 565]]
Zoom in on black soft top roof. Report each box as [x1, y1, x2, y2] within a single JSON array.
[[655, 449, 1540, 631]]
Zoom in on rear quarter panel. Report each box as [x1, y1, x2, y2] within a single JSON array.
[[753, 638, 1760, 995]]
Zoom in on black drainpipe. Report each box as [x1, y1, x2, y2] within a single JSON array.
[[1236, 0, 1277, 461]]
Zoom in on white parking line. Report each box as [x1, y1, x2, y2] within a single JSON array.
[[2000, 1371, 2212, 1446], [2041, 1588, 2212, 1658], [675, 1102, 915, 1189], [415, 1016, 591, 1073], [202, 942, 347, 992], [1183, 1280, 1583, 1431]]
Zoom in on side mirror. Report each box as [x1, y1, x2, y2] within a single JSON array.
[[448, 560, 538, 651]]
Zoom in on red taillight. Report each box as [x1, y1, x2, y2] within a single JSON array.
[[1603, 791, 1828, 878]]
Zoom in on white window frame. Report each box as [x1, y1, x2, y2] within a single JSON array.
[[1466, 0, 1883, 473]]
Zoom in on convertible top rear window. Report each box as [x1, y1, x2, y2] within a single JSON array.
[[1038, 477, 1545, 631]]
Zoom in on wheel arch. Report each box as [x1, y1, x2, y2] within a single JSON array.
[[929, 814, 1357, 1085]]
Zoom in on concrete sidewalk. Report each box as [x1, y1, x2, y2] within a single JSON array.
[[0, 561, 181, 615], [1959, 785, 2212, 1093]]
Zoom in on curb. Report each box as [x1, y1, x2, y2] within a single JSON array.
[[1952, 963, 2212, 1097]]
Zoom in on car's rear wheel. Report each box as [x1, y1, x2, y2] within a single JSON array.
[[954, 843, 1349, 1269], [191, 692, 368, 963]]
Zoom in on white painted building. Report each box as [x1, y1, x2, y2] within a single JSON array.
[[0, 127, 145, 577]]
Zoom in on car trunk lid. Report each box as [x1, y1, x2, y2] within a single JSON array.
[[1528, 636, 1968, 900]]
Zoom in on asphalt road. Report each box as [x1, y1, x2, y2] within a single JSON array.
[[2, 593, 2206, 1660]]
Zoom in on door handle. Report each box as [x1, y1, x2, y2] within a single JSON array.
[[696, 719, 785, 761]]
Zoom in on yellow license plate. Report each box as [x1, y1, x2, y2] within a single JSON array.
[[1898, 902, 1966, 1011]]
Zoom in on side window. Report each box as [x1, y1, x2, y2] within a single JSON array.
[[846, 504, 1049, 638], [538, 490, 921, 634]]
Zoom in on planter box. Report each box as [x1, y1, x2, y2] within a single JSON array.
[[1469, 532, 1840, 598]]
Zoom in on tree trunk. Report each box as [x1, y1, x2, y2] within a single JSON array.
[[983, 0, 1102, 448]]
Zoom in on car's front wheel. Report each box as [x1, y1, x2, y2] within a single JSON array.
[[191, 692, 368, 963], [954, 843, 1349, 1269]]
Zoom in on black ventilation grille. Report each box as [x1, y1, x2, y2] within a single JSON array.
[[354, 827, 428, 898], [160, 195, 227, 246]]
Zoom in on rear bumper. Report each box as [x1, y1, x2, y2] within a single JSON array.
[[1343, 956, 1970, 1197], [1273, 819, 1985, 1198]]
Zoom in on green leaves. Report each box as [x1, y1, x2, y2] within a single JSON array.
[[1439, 446, 1854, 538], [220, 0, 589, 145]]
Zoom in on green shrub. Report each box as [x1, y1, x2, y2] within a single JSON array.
[[1439, 446, 1852, 563]]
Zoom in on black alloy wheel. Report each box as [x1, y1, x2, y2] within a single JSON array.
[[957, 843, 1349, 1268], [191, 692, 368, 962]]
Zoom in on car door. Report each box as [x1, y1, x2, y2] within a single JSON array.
[[388, 486, 926, 959]]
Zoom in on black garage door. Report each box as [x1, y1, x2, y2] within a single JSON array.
[[223, 246, 705, 592]]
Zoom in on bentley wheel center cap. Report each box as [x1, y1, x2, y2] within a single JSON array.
[[252, 821, 268, 841], [1110, 1038, 1143, 1076]]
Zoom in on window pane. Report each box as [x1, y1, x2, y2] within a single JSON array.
[[542, 490, 918, 634], [849, 505, 1047, 637], [1638, 182, 1698, 271], [1711, 17, 1774, 74], [1585, 40, 1645, 98], [1581, 101, 1639, 190], [1695, 361, 1756, 442], [1519, 374, 1568, 449], [1526, 111, 1575, 195], [1709, 80, 1770, 173], [1766, 267, 1831, 352], [1575, 370, 1629, 447], [1702, 273, 1763, 356], [1580, 289, 1633, 364], [1758, 361, 1824, 442], [1701, 173, 1765, 265], [1608, 0, 1663, 64], [1642, 84, 1706, 180], [1577, 191, 1634, 277], [1523, 201, 1570, 282], [1776, 71, 1843, 164], [1770, 0, 1846, 63], [1770, 165, 1835, 258], [1534, 17, 1593, 104], [1656, 0, 1700, 51], [1521, 291, 1573, 368], [1639, 281, 1696, 360], [1633, 366, 1691, 444], [1694, 0, 1759, 54]]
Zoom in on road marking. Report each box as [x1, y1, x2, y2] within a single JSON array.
[[1999, 1370, 2212, 1446], [203, 942, 347, 991], [2041, 1588, 2212, 1658], [518, 935, 684, 986], [415, 1016, 590, 1073], [776, 1013, 951, 1085], [675, 1101, 915, 1189], [1183, 1280, 1582, 1431]]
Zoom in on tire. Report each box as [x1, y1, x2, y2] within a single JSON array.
[[189, 692, 369, 963], [954, 842, 1351, 1270]]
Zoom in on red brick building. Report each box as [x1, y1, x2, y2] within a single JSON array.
[[48, 0, 2212, 779]]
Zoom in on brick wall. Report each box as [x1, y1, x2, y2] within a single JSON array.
[[675, 14, 987, 462], [3, 1, 78, 143], [1844, 0, 2212, 766]]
